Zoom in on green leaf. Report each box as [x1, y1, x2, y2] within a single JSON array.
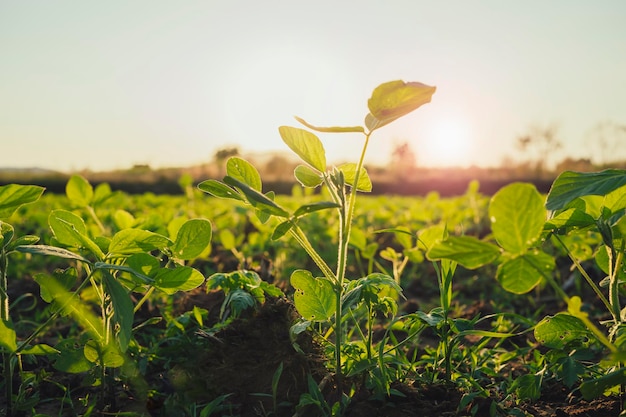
[[272, 220, 293, 240], [365, 80, 436, 131], [0, 184, 44, 218], [34, 268, 77, 304], [534, 313, 590, 349], [546, 169, 626, 211], [294, 201, 341, 218], [278, 126, 326, 172], [580, 367, 626, 400], [20, 343, 59, 355], [544, 208, 595, 232], [54, 338, 92, 373], [291, 269, 336, 322], [6, 234, 39, 251], [226, 157, 262, 192], [489, 183, 545, 254], [294, 164, 323, 188], [102, 271, 133, 352], [48, 209, 87, 247], [171, 218, 212, 260], [0, 221, 14, 249], [197, 179, 245, 201], [17, 244, 90, 263], [338, 163, 372, 192], [223, 176, 290, 217], [108, 229, 172, 255], [84, 339, 124, 368], [496, 250, 554, 294], [153, 266, 204, 294], [114, 209, 135, 230], [294, 116, 365, 133], [0, 319, 17, 353], [427, 235, 500, 269], [66, 174, 93, 207], [48, 209, 105, 259]]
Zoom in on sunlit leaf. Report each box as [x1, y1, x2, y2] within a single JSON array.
[[365, 80, 436, 131], [171, 218, 212, 260], [197, 179, 245, 201], [17, 244, 90, 263], [0, 184, 44, 218], [291, 269, 335, 322], [338, 163, 372, 192], [0, 319, 17, 353], [534, 313, 589, 349], [294, 164, 323, 188], [294, 201, 340, 218], [84, 339, 124, 368], [226, 157, 262, 192], [496, 249, 554, 294], [153, 266, 204, 294], [546, 169, 626, 211], [108, 229, 172, 255], [66, 174, 93, 207], [580, 367, 626, 400], [427, 235, 500, 269], [489, 183, 545, 254], [102, 271, 133, 352], [278, 126, 326, 172], [294, 116, 365, 133], [223, 176, 289, 217], [544, 208, 595, 232]]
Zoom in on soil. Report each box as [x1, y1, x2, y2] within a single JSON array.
[[3, 277, 624, 416]]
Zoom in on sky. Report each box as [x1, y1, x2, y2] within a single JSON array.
[[1, 1, 625, 173]]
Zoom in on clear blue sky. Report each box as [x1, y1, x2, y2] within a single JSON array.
[[1, 1, 625, 172]]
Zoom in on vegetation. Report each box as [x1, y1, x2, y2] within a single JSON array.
[[0, 81, 625, 417]]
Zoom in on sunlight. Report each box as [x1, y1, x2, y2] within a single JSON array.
[[421, 118, 473, 167]]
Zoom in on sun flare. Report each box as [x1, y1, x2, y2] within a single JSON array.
[[421, 119, 473, 167]]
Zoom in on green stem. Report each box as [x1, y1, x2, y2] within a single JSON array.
[[554, 235, 612, 317], [1, 249, 14, 417], [288, 225, 336, 283], [609, 247, 623, 324]]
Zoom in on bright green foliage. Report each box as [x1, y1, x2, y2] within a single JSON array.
[[534, 313, 590, 349], [489, 183, 545, 254], [294, 164, 323, 187], [291, 269, 335, 322], [496, 249, 554, 294], [0, 184, 45, 218], [426, 235, 499, 269], [0, 319, 17, 352], [278, 126, 327, 173], [66, 174, 94, 207], [227, 157, 263, 191], [337, 163, 372, 192], [171, 218, 212, 260], [108, 228, 172, 255], [546, 169, 626, 210]]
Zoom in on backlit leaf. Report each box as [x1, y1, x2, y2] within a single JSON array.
[[153, 266, 204, 294], [278, 126, 326, 172], [0, 319, 17, 353], [108, 229, 172, 255], [427, 235, 500, 269], [534, 313, 589, 349], [226, 157, 262, 192], [102, 271, 133, 352], [0, 184, 44, 218], [546, 169, 626, 211], [489, 183, 545, 254], [496, 249, 554, 294], [294, 201, 340, 218], [291, 269, 335, 322], [294, 116, 365, 133], [338, 163, 372, 192], [197, 179, 245, 201], [223, 176, 289, 217], [294, 164, 323, 188], [171, 218, 212, 260], [366, 80, 436, 131], [66, 175, 93, 207]]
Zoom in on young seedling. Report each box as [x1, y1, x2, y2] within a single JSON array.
[[199, 80, 436, 398]]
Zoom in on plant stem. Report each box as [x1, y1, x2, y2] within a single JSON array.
[[0, 249, 14, 417]]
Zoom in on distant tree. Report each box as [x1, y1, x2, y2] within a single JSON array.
[[264, 154, 296, 181], [585, 121, 626, 166], [388, 141, 417, 180], [516, 123, 562, 178], [555, 157, 594, 173], [213, 147, 239, 177]]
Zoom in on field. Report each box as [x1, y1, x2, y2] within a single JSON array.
[[2, 82, 626, 417], [0, 168, 625, 417]]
